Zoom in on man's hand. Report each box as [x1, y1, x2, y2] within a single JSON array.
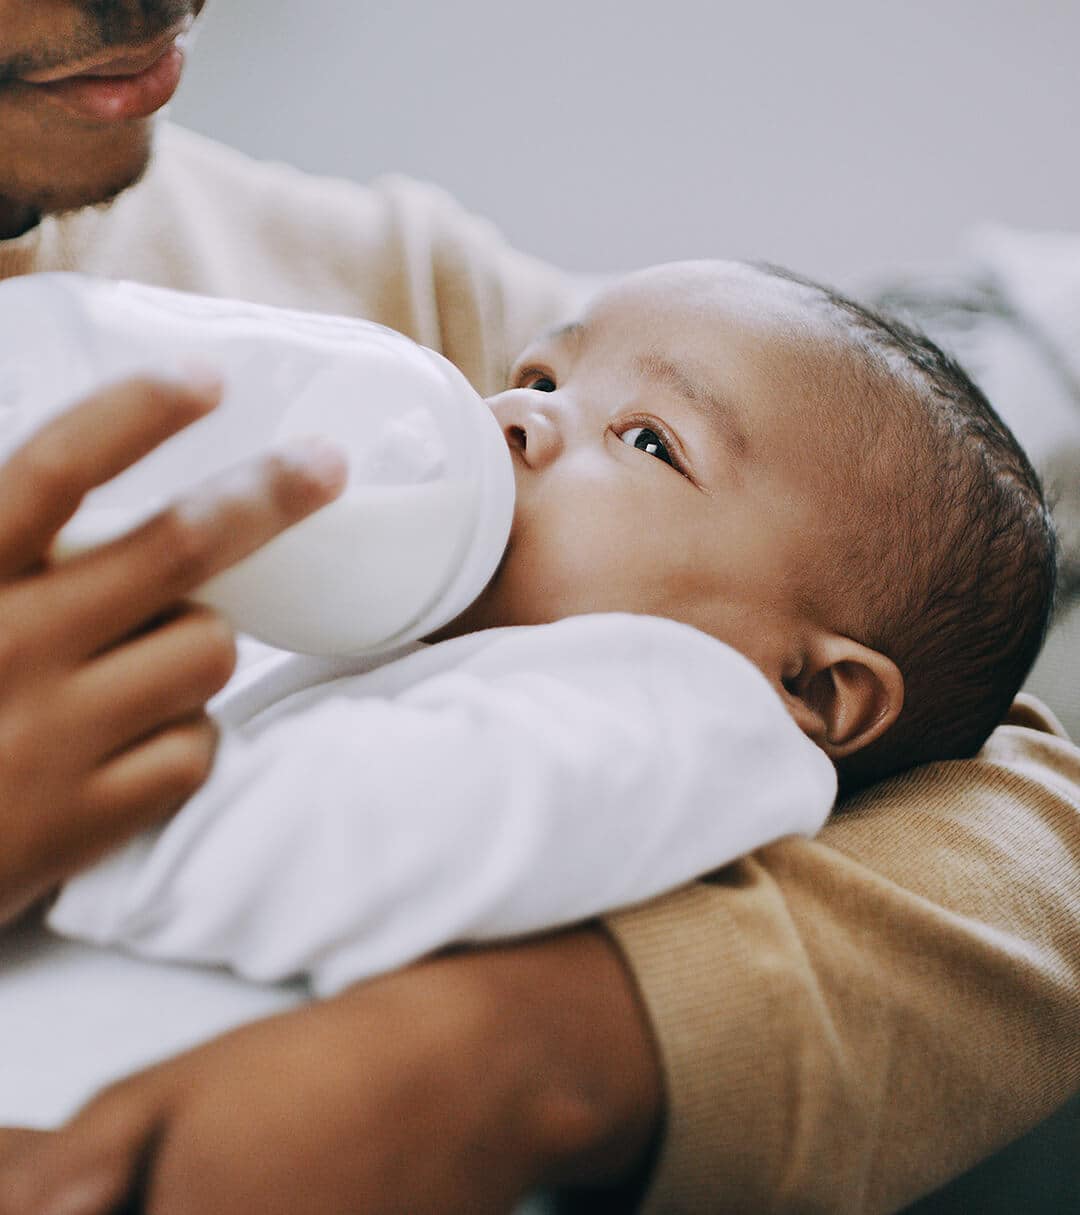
[[0, 375, 345, 923], [0, 928, 663, 1215]]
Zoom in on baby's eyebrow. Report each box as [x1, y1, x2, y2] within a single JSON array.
[[635, 352, 750, 460], [511, 321, 586, 381], [537, 320, 587, 349]]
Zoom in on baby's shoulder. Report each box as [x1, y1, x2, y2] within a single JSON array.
[[442, 612, 771, 697]]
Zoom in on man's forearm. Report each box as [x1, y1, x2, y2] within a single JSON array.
[[447, 926, 664, 1194], [0, 924, 665, 1215]]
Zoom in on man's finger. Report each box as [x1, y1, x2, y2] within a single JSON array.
[[0, 1085, 163, 1215], [13, 715, 221, 899], [67, 606, 237, 763], [34, 438, 346, 660], [74, 715, 221, 856], [0, 1128, 47, 1170], [0, 376, 222, 578]]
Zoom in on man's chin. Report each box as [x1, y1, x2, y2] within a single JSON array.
[[49, 157, 152, 218], [15, 123, 156, 224]]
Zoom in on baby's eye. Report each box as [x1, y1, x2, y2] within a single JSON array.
[[524, 374, 557, 393], [619, 425, 675, 468]]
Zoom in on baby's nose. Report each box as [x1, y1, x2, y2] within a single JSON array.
[[487, 389, 564, 469]]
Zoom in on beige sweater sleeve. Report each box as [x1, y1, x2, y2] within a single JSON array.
[[0, 124, 585, 397], [608, 695, 1080, 1213]]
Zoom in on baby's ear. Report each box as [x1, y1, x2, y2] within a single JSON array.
[[782, 635, 904, 760]]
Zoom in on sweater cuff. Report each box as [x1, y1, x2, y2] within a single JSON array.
[[603, 870, 810, 1214]]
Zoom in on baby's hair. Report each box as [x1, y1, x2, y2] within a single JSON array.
[[757, 264, 1058, 793]]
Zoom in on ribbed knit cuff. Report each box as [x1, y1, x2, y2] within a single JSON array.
[[604, 872, 802, 1215]]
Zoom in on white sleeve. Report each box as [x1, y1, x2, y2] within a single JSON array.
[[48, 615, 836, 996]]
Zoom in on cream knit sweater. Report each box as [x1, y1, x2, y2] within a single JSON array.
[[2, 125, 1078, 1214]]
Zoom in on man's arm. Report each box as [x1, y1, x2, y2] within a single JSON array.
[[0, 928, 662, 1215], [0, 376, 345, 924], [606, 696, 1080, 1212], [2, 703, 1078, 1215]]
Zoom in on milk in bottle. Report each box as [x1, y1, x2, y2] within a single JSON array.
[[0, 274, 515, 655]]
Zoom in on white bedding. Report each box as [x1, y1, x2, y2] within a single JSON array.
[[0, 917, 302, 1129]]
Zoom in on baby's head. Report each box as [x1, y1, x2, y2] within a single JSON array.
[[444, 261, 1056, 790]]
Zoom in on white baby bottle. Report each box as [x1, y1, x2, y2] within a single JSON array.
[[0, 274, 514, 656]]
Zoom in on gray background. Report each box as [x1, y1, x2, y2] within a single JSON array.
[[171, 0, 1078, 284]]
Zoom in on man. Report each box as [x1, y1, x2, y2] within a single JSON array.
[[0, 3, 1077, 1212], [0, 0, 203, 238]]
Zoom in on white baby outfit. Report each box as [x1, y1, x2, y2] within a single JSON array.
[[49, 612, 836, 995]]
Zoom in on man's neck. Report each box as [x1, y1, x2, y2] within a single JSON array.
[[0, 199, 40, 241]]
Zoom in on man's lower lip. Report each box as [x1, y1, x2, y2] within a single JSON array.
[[30, 43, 185, 122]]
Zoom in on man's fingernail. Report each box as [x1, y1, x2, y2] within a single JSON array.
[[276, 436, 349, 489], [175, 362, 225, 404]]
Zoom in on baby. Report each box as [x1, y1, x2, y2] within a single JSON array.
[[43, 261, 1055, 993], [446, 259, 1057, 790]]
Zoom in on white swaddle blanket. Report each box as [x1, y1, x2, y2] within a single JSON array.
[[48, 612, 836, 996]]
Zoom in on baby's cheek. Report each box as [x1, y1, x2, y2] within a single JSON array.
[[495, 525, 586, 624], [503, 542, 571, 623]]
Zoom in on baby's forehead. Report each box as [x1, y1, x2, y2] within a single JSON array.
[[598, 259, 812, 311], [578, 262, 853, 398], [583, 261, 844, 358]]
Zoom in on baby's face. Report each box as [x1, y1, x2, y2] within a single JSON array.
[[445, 261, 842, 674]]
